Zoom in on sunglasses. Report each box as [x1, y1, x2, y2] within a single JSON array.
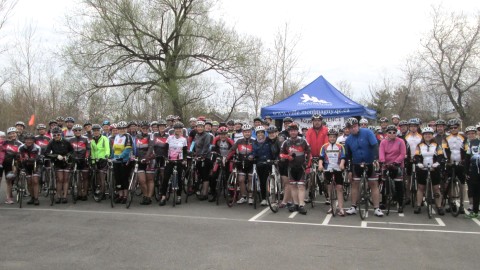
[[451, 126, 459, 129], [73, 129, 82, 132], [387, 131, 396, 134], [53, 133, 62, 137]]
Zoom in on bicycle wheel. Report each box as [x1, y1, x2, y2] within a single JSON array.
[[18, 175, 25, 208], [109, 170, 115, 208], [71, 171, 78, 204], [359, 178, 369, 220], [50, 170, 56, 206], [309, 172, 317, 208], [386, 179, 394, 216], [92, 172, 102, 203], [266, 175, 278, 213], [450, 177, 463, 217], [252, 174, 258, 209], [343, 171, 350, 201], [226, 173, 237, 207], [330, 182, 337, 217], [126, 175, 136, 209], [426, 178, 433, 219], [42, 168, 50, 197], [153, 170, 161, 202], [216, 169, 224, 206], [410, 173, 417, 208]]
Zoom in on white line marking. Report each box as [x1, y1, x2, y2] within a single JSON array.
[[365, 221, 441, 227], [321, 214, 332, 225], [435, 218, 446, 226], [471, 218, 480, 227], [250, 219, 480, 235], [361, 221, 367, 227], [289, 212, 298, 219], [398, 213, 405, 217], [248, 207, 270, 221]]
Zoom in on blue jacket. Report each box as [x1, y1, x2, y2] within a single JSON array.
[[251, 139, 273, 164], [345, 128, 378, 164]]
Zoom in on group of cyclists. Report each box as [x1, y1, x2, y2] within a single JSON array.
[[0, 113, 479, 220]]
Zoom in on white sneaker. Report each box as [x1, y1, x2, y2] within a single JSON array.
[[374, 208, 384, 217], [260, 199, 267, 206], [346, 206, 357, 215], [248, 197, 254, 205], [237, 197, 247, 204]]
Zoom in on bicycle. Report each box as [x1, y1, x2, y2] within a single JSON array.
[[68, 158, 83, 204], [153, 157, 165, 202], [342, 163, 350, 201], [40, 157, 52, 198], [250, 162, 261, 209], [358, 163, 371, 220], [165, 160, 182, 207], [306, 157, 320, 208], [184, 157, 203, 203], [126, 158, 139, 209], [410, 162, 418, 209], [91, 158, 115, 208], [325, 168, 340, 217], [226, 158, 241, 208], [266, 160, 281, 213], [443, 161, 464, 217], [382, 163, 404, 215], [213, 156, 228, 206], [16, 167, 28, 208], [424, 164, 434, 219]]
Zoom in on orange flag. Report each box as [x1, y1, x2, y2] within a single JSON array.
[[28, 114, 35, 126]]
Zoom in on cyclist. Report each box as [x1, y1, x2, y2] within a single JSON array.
[[379, 125, 406, 213], [279, 122, 310, 215], [279, 117, 293, 139], [391, 114, 401, 127], [413, 127, 445, 215], [56, 116, 65, 130], [47, 119, 58, 137], [434, 119, 448, 146], [227, 123, 255, 204], [3, 127, 22, 204], [465, 126, 477, 212], [18, 133, 42, 205], [108, 124, 118, 150], [344, 118, 384, 217], [250, 126, 273, 206], [305, 113, 328, 202], [231, 119, 244, 143], [0, 131, 5, 190], [35, 124, 51, 152], [211, 126, 234, 199], [135, 121, 154, 205], [359, 118, 368, 128], [188, 117, 197, 133], [45, 127, 74, 204], [192, 120, 213, 201], [318, 128, 347, 216], [68, 124, 90, 201], [165, 115, 175, 133], [63, 117, 75, 139], [150, 121, 159, 135], [226, 119, 235, 137], [159, 122, 188, 206], [212, 121, 220, 136], [264, 116, 273, 126], [404, 118, 423, 205], [377, 117, 389, 141], [444, 119, 466, 213], [112, 121, 133, 204], [465, 126, 480, 218], [337, 125, 350, 145], [398, 120, 409, 139], [15, 121, 27, 143], [428, 120, 437, 134], [251, 116, 263, 139], [102, 120, 111, 137], [90, 124, 111, 199], [83, 121, 93, 141], [149, 119, 169, 202]]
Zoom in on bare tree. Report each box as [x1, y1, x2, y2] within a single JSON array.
[[335, 80, 353, 99]]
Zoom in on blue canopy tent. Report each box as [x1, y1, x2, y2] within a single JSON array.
[[261, 75, 376, 119]]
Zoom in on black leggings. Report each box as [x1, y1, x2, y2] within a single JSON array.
[[113, 162, 131, 190], [256, 164, 270, 200], [162, 162, 184, 196], [470, 167, 480, 214]]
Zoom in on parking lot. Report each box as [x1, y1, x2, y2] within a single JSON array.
[[0, 185, 479, 270]]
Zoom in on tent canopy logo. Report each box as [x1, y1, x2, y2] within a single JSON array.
[[299, 94, 332, 105]]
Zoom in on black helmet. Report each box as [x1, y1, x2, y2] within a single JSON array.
[[226, 119, 234, 126], [386, 125, 397, 132], [327, 128, 339, 135], [83, 121, 92, 127], [36, 124, 46, 130], [253, 116, 262, 122], [139, 120, 149, 127], [65, 117, 75, 123], [48, 119, 58, 125], [267, 126, 278, 133], [51, 127, 62, 134], [447, 118, 460, 127], [398, 120, 408, 126], [56, 116, 65, 121], [345, 117, 358, 127], [435, 119, 446, 126], [173, 122, 184, 129], [288, 122, 299, 130], [92, 124, 102, 130], [379, 117, 389, 123], [283, 117, 293, 123], [127, 120, 137, 127], [311, 114, 323, 121], [24, 133, 35, 141]]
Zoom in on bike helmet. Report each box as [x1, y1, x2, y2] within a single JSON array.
[[205, 119, 213, 126], [255, 126, 265, 132], [7, 127, 17, 134], [435, 119, 446, 126], [24, 133, 35, 141], [127, 120, 137, 127], [311, 114, 323, 121], [267, 126, 278, 133], [51, 127, 62, 134], [217, 126, 228, 134], [72, 124, 83, 131], [391, 114, 400, 120], [56, 116, 65, 121], [359, 118, 368, 124], [264, 116, 272, 120], [465, 126, 476, 133], [288, 122, 299, 130], [253, 116, 263, 122], [102, 120, 110, 126], [234, 119, 243, 125], [379, 117, 389, 123], [196, 120, 205, 126], [173, 122, 184, 129], [166, 115, 175, 121], [48, 119, 58, 125], [422, 127, 434, 134], [226, 119, 234, 126], [398, 120, 408, 126], [158, 119, 167, 126], [0, 131, 5, 137], [82, 121, 91, 127], [65, 117, 75, 123], [476, 123, 480, 130], [375, 126, 382, 132], [283, 117, 293, 123], [36, 124, 46, 130], [139, 120, 149, 128], [92, 124, 102, 130], [368, 126, 376, 132], [117, 121, 128, 128], [328, 128, 339, 136], [150, 121, 158, 127], [242, 123, 252, 130], [408, 118, 420, 125], [447, 118, 460, 127], [345, 117, 358, 127], [189, 117, 197, 122], [385, 125, 397, 132], [110, 123, 118, 130], [212, 121, 219, 126], [15, 121, 26, 127], [174, 115, 181, 121]]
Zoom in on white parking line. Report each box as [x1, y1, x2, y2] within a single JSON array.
[[435, 218, 446, 226], [289, 212, 298, 218], [248, 207, 270, 221], [471, 218, 480, 227], [399, 213, 405, 217], [321, 214, 332, 225]]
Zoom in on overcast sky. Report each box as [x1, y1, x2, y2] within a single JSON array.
[[3, 0, 480, 99]]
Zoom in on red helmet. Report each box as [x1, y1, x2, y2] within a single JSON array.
[[217, 126, 228, 134]]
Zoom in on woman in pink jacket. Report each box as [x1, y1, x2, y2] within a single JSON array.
[[379, 125, 406, 213]]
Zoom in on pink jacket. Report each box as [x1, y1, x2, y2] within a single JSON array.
[[379, 137, 406, 167]]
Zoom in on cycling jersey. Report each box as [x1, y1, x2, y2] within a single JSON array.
[[18, 144, 41, 168], [45, 138, 74, 156], [405, 132, 422, 159], [166, 135, 187, 160], [414, 141, 444, 167], [445, 134, 466, 163], [251, 139, 274, 164], [231, 131, 244, 143], [112, 133, 133, 162], [227, 137, 254, 161], [305, 126, 328, 157], [319, 142, 346, 171], [345, 128, 378, 164], [280, 136, 311, 169], [466, 139, 480, 171], [17, 132, 26, 143], [63, 128, 74, 139], [135, 132, 152, 160], [379, 137, 406, 167], [90, 135, 111, 160], [3, 139, 22, 162], [336, 135, 348, 145], [35, 135, 51, 152], [212, 136, 234, 157], [193, 131, 212, 158], [150, 132, 169, 158], [69, 136, 90, 159], [0, 140, 5, 165]]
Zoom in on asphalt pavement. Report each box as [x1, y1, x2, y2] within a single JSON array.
[[0, 180, 479, 270]]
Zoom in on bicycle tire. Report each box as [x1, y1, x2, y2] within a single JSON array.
[[226, 173, 236, 207], [126, 174, 136, 209], [154, 170, 161, 202], [359, 177, 368, 220], [450, 177, 463, 217], [309, 172, 316, 208], [92, 172, 102, 203], [109, 170, 115, 208], [172, 176, 177, 207], [18, 174, 25, 208], [50, 169, 56, 206], [426, 177, 433, 219], [216, 169, 224, 206], [343, 170, 350, 201], [71, 171, 78, 204], [266, 175, 278, 213], [410, 173, 417, 208], [252, 174, 258, 209], [42, 168, 50, 197], [330, 181, 337, 217], [386, 178, 394, 216]]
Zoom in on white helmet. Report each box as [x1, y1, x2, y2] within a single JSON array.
[[189, 117, 197, 122], [255, 126, 265, 132], [422, 127, 434, 134], [359, 118, 368, 124], [465, 126, 476, 133], [7, 127, 17, 134], [242, 124, 252, 130], [0, 131, 5, 137], [196, 120, 205, 126]]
